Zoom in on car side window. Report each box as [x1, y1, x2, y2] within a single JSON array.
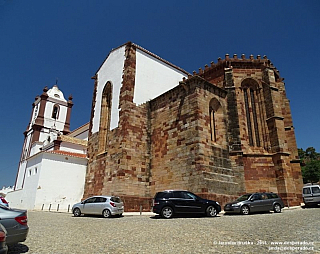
[[267, 193, 279, 199], [311, 187, 320, 194], [174, 191, 189, 199], [156, 192, 173, 199], [186, 192, 197, 199], [261, 194, 268, 200], [251, 194, 261, 201], [173, 192, 183, 199], [94, 197, 106, 203], [85, 197, 96, 203], [303, 188, 311, 194]]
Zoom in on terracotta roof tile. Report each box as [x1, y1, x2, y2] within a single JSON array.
[[47, 150, 87, 158]]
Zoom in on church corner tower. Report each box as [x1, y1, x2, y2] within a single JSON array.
[[196, 53, 303, 206]]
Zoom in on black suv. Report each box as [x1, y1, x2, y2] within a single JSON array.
[[152, 190, 221, 219]]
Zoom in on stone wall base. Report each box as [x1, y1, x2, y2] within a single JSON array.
[[119, 196, 153, 212], [119, 193, 240, 212]]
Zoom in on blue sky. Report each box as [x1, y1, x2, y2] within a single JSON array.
[[0, 0, 319, 188]]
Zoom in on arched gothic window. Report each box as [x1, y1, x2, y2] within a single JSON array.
[[51, 105, 59, 119], [242, 80, 261, 147], [98, 82, 112, 153]]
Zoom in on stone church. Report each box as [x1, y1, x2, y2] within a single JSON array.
[[83, 42, 303, 211]]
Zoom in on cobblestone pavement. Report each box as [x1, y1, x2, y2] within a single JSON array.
[[7, 207, 320, 254]]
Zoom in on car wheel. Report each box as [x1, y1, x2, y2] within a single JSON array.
[[273, 203, 282, 213], [161, 206, 173, 219], [206, 205, 217, 217], [102, 209, 111, 218], [240, 205, 250, 215], [73, 208, 81, 217]]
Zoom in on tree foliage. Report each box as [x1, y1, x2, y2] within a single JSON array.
[[299, 147, 320, 184], [301, 160, 320, 184]]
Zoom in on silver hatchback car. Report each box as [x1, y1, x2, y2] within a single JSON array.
[[72, 196, 124, 218]]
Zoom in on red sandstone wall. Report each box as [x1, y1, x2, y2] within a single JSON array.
[[149, 77, 246, 198], [84, 50, 303, 210]]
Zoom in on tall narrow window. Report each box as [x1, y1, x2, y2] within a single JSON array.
[[98, 82, 112, 153], [209, 98, 226, 146], [250, 89, 260, 147], [244, 89, 254, 146], [242, 79, 261, 147], [52, 105, 59, 119], [209, 106, 216, 142]]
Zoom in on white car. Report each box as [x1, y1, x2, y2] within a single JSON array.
[[0, 198, 8, 208], [72, 196, 124, 218], [303, 185, 320, 207]]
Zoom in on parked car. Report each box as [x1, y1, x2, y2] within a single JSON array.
[[0, 223, 8, 254], [152, 190, 221, 219], [72, 196, 124, 218], [302, 184, 320, 207], [0, 205, 29, 246], [0, 198, 8, 208], [224, 192, 284, 215]]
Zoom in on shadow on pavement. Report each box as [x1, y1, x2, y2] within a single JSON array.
[[8, 244, 29, 254], [150, 213, 222, 219], [301, 204, 320, 209]]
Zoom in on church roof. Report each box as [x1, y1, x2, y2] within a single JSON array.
[[59, 135, 87, 146], [47, 85, 67, 102], [95, 41, 189, 76], [67, 122, 89, 138]]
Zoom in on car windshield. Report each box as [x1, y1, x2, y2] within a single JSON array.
[[236, 194, 252, 202]]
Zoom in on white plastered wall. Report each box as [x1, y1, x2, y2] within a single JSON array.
[[134, 49, 187, 105], [91, 45, 187, 134], [7, 152, 87, 211], [72, 130, 88, 140], [34, 153, 87, 211], [6, 154, 42, 209], [91, 46, 126, 133], [60, 142, 87, 155], [30, 99, 41, 128]]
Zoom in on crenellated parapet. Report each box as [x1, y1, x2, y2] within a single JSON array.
[[182, 54, 283, 83]]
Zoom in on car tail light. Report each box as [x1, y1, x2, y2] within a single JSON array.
[[0, 231, 5, 242], [110, 201, 116, 207], [15, 215, 28, 226], [0, 197, 8, 204]]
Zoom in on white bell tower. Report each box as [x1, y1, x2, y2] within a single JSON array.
[[14, 85, 73, 190]]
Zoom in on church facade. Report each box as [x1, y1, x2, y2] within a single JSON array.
[[84, 42, 303, 211]]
